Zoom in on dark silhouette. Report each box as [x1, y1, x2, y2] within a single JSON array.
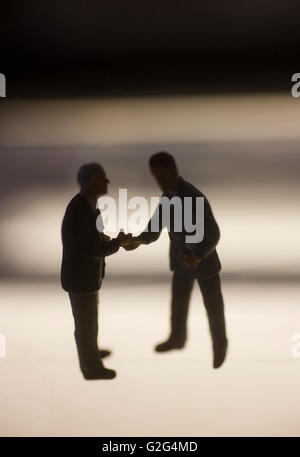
[[125, 152, 228, 368], [61, 163, 132, 380]]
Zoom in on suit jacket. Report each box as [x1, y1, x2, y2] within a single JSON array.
[[139, 177, 221, 279], [61, 193, 120, 293]]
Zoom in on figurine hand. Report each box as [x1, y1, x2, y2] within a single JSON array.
[[183, 251, 202, 267], [116, 231, 133, 247], [122, 237, 143, 251]]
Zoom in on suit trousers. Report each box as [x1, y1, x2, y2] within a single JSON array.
[[170, 271, 227, 351], [69, 291, 100, 374]]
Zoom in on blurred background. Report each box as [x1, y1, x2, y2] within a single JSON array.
[[0, 1, 300, 437]]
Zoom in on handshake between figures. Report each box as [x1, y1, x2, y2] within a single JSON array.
[[115, 231, 143, 251]]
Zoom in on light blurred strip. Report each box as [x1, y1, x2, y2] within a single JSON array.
[[1, 94, 300, 147]]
